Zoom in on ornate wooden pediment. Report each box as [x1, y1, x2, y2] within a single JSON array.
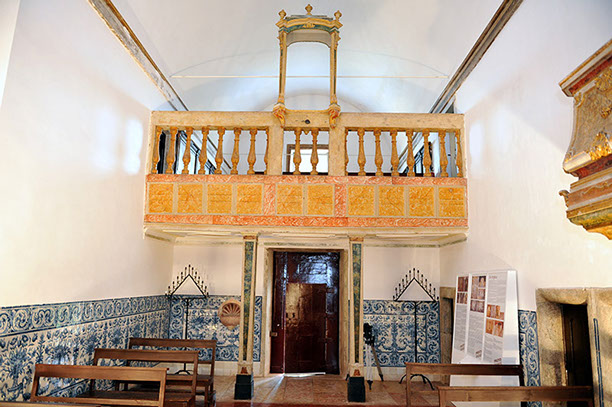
[[559, 40, 612, 239]]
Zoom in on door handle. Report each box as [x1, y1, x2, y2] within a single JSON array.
[[270, 332, 278, 337]]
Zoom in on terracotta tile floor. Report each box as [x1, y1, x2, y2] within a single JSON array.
[[214, 374, 441, 406]]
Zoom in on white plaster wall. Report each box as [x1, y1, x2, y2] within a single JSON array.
[[440, 0, 612, 311], [172, 244, 244, 295], [0, 1, 174, 306], [0, 0, 20, 109], [363, 245, 440, 300]]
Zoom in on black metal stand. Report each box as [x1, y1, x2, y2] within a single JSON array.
[[165, 264, 209, 376], [393, 268, 437, 389], [174, 297, 194, 375]]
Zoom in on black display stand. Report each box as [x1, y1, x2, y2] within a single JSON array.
[[393, 268, 438, 389], [165, 264, 209, 374]]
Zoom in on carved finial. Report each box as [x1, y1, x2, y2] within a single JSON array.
[[279, 9, 286, 20], [334, 10, 342, 21], [305, 4, 313, 15]]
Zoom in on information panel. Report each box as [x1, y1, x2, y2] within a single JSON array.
[[451, 269, 520, 406]]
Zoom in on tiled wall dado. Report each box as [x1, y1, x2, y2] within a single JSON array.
[[145, 174, 467, 229], [518, 310, 542, 407], [0, 296, 168, 401], [363, 300, 440, 367], [168, 295, 262, 363]]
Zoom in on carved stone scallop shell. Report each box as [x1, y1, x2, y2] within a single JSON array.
[[218, 299, 241, 330]]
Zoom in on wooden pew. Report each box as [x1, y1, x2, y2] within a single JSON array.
[[30, 364, 167, 407], [92, 348, 199, 407], [438, 385, 594, 407], [405, 363, 524, 407], [0, 403, 100, 407], [128, 338, 216, 407]]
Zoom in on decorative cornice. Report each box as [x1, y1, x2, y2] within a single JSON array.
[[429, 0, 523, 113], [87, 0, 188, 111]]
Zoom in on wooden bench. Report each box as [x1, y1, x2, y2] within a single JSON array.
[[0, 403, 101, 407], [405, 363, 524, 407], [128, 338, 216, 407], [30, 364, 167, 407], [93, 348, 198, 407], [438, 385, 594, 407]]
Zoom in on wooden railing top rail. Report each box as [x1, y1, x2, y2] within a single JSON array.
[[437, 385, 594, 406], [149, 110, 464, 130]]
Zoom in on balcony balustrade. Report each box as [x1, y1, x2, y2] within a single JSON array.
[[144, 111, 467, 239]]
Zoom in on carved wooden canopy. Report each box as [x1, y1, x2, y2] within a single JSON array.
[[273, 5, 342, 128], [559, 39, 612, 239]]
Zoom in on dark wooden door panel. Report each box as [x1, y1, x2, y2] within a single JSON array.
[[562, 303, 593, 407], [270, 252, 339, 374]]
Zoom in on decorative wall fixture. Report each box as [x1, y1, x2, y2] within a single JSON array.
[[392, 268, 438, 386], [165, 264, 209, 372], [273, 5, 342, 127], [559, 39, 612, 239], [393, 267, 439, 302], [219, 299, 241, 330]]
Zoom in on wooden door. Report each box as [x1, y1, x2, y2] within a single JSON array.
[[270, 252, 339, 374], [562, 303, 593, 407]]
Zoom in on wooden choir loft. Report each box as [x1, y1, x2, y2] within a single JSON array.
[[0, 1, 610, 407]]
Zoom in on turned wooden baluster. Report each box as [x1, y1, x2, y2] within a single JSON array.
[[311, 128, 319, 175], [165, 127, 178, 174], [247, 128, 257, 175], [390, 129, 399, 176], [181, 127, 193, 174], [198, 127, 209, 174], [455, 129, 463, 177], [214, 127, 225, 174], [231, 128, 241, 174], [406, 130, 415, 176], [423, 130, 432, 177], [357, 128, 366, 176], [439, 129, 449, 177], [151, 126, 162, 173], [264, 128, 269, 175], [344, 129, 349, 176], [374, 129, 383, 176], [293, 128, 302, 175]]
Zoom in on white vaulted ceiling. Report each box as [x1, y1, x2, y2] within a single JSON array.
[[112, 0, 502, 113]]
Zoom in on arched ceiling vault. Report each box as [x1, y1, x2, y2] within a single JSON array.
[[110, 0, 504, 113]]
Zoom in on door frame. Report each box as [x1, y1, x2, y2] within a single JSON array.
[[262, 246, 349, 378]]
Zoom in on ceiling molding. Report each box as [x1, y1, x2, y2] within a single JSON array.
[[429, 0, 523, 113], [87, 0, 188, 111]]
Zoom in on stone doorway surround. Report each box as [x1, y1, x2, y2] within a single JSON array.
[[536, 288, 611, 407], [261, 244, 350, 379]]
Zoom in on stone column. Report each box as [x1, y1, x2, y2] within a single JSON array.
[[234, 235, 258, 400], [347, 236, 365, 402]]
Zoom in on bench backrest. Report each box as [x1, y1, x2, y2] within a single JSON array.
[[406, 363, 524, 382], [405, 363, 525, 407], [437, 385, 594, 407], [128, 338, 216, 377], [93, 348, 199, 396], [30, 364, 166, 407], [0, 402, 102, 407]]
